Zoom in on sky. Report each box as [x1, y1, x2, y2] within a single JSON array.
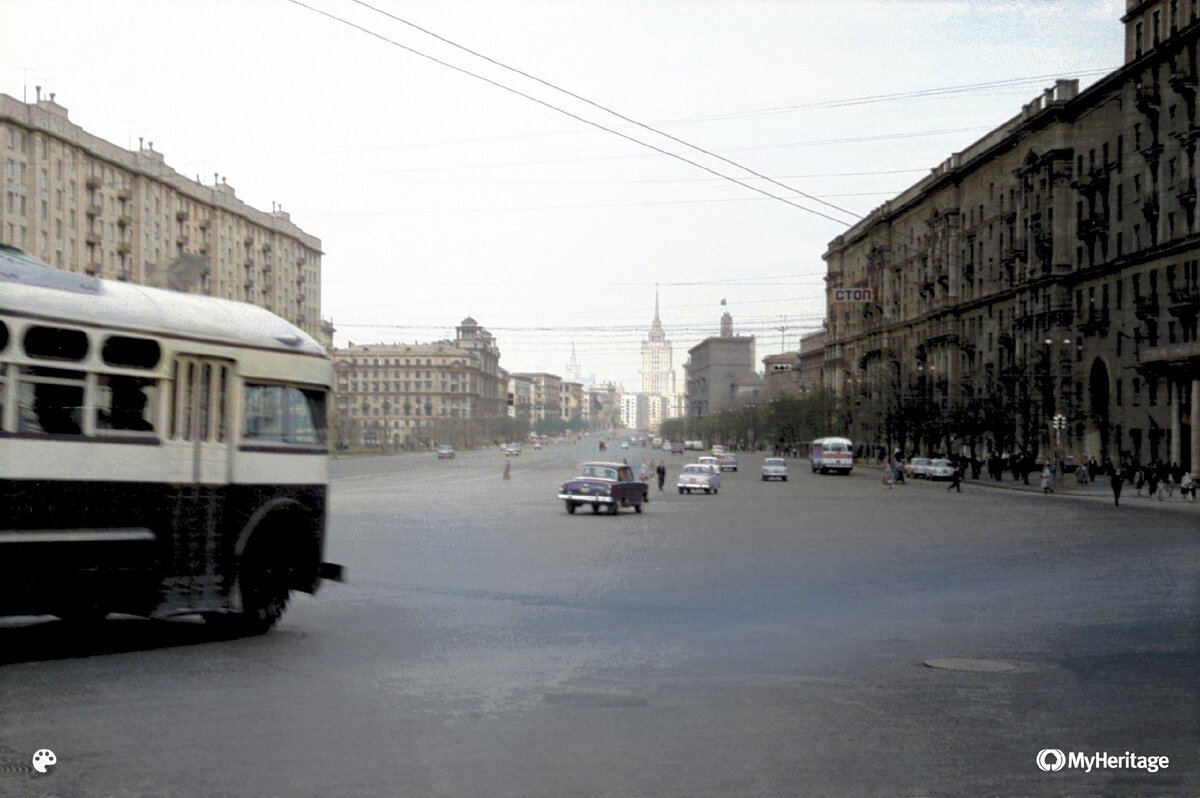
[[1, 0, 1127, 388]]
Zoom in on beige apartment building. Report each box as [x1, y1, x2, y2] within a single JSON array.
[[512, 373, 563, 423], [332, 318, 505, 449], [0, 91, 325, 344], [823, 0, 1200, 470], [684, 312, 761, 417]]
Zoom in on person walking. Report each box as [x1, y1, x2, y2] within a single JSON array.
[[946, 461, 962, 492], [1110, 467, 1123, 506], [1040, 463, 1054, 494], [656, 460, 666, 491], [503, 459, 511, 481]]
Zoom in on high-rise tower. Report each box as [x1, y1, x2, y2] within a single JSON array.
[[640, 287, 674, 396]]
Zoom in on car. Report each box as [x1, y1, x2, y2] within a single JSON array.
[[558, 461, 648, 514], [504, 442, 522, 456], [762, 457, 788, 481], [927, 458, 956, 480], [677, 463, 720, 494], [533, 441, 543, 450], [717, 453, 738, 472], [436, 444, 455, 459], [670, 441, 684, 455], [905, 457, 933, 479], [620, 441, 630, 450], [711, 444, 726, 455], [697, 455, 720, 471]]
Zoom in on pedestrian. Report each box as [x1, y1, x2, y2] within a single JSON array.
[[1135, 468, 1145, 496], [656, 460, 666, 491], [946, 462, 962, 492], [1110, 468, 1123, 506], [1180, 472, 1195, 502], [1041, 464, 1054, 494], [503, 459, 511, 481]]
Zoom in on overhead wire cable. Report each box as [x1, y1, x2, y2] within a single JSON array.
[[346, 0, 861, 223], [285, 0, 854, 226]]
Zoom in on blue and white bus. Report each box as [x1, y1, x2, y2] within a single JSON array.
[[809, 436, 855, 474], [0, 244, 342, 633]]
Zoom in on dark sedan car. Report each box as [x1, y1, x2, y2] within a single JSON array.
[[558, 461, 648, 515]]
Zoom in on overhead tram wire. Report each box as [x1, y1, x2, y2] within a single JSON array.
[[285, 0, 856, 227], [346, 0, 860, 224]]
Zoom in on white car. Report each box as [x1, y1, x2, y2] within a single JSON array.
[[762, 458, 788, 481], [905, 457, 933, 479], [677, 463, 720, 494], [927, 458, 956, 480], [711, 445, 726, 455], [697, 455, 720, 471]]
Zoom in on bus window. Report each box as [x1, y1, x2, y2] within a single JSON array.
[[96, 375, 157, 433], [243, 383, 326, 445], [17, 367, 85, 435]]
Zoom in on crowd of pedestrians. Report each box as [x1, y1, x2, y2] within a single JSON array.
[[881, 448, 1196, 508]]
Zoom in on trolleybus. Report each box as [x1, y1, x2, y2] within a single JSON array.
[[0, 244, 343, 633]]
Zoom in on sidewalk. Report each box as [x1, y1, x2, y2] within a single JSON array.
[[871, 462, 1200, 512]]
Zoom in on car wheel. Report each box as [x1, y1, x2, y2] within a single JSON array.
[[566, 501, 576, 514], [610, 502, 619, 515], [679, 487, 684, 494], [591, 503, 600, 513], [782, 476, 787, 481], [762, 475, 767, 481], [713, 487, 718, 494], [634, 502, 642, 513]]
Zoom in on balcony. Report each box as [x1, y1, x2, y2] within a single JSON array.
[[117, 214, 132, 227], [243, 256, 255, 268], [85, 231, 102, 246], [85, 175, 101, 190], [244, 275, 255, 288], [1168, 287, 1199, 318], [296, 273, 306, 285], [176, 234, 189, 247], [116, 187, 132, 201], [85, 262, 103, 276], [116, 242, 131, 256], [1135, 82, 1160, 115], [1134, 294, 1160, 321], [86, 203, 102, 218], [1077, 215, 1108, 242], [175, 209, 189, 221]]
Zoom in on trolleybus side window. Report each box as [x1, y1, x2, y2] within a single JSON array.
[[243, 383, 326, 445], [95, 374, 157, 433], [17, 366, 85, 435]]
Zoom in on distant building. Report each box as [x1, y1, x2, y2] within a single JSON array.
[[797, 331, 827, 395], [763, 352, 802, 397], [587, 383, 622, 430], [508, 374, 534, 421], [560, 381, 585, 425], [512, 373, 562, 423], [684, 311, 761, 417], [621, 393, 650, 430], [641, 290, 675, 396], [0, 91, 326, 342], [332, 318, 504, 449]]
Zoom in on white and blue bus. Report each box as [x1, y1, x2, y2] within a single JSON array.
[[0, 244, 342, 633], [809, 436, 855, 474]]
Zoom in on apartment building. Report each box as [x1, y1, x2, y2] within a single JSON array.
[[823, 0, 1200, 469], [684, 312, 761, 417], [0, 91, 324, 343], [512, 373, 562, 423], [332, 318, 505, 449]]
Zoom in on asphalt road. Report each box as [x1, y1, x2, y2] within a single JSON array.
[[2, 442, 1197, 797]]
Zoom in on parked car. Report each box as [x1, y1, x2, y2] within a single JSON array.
[[905, 457, 933, 479], [436, 444, 455, 459], [558, 461, 648, 514], [927, 458, 956, 480], [718, 453, 738, 471], [762, 457, 788, 481], [678, 463, 721, 494]]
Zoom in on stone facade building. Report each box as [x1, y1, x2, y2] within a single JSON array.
[[0, 91, 325, 344], [822, 0, 1200, 470], [512, 373, 562, 423], [684, 312, 761, 417], [332, 318, 504, 449]]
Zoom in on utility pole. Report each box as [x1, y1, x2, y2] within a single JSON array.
[[776, 316, 793, 353]]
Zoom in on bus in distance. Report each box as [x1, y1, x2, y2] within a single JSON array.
[[0, 244, 343, 634], [810, 436, 855, 474]]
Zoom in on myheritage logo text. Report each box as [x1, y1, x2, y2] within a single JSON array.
[[1037, 749, 1169, 774]]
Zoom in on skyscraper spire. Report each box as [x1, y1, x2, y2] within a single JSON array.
[[649, 285, 665, 342]]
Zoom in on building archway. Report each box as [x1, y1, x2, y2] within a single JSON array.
[[1088, 357, 1111, 463]]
